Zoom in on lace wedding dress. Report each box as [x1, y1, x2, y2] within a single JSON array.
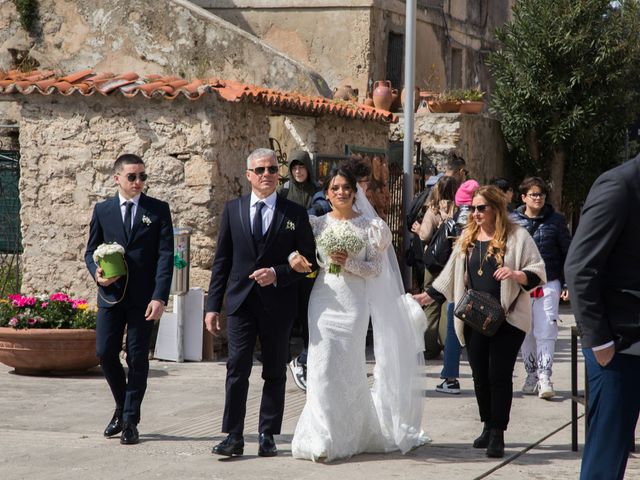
[[291, 213, 429, 462]]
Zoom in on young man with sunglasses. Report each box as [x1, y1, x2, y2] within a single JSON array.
[[205, 148, 317, 458], [511, 177, 571, 399], [85, 153, 174, 445]]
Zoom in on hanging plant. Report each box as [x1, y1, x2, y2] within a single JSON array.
[[14, 0, 39, 33]]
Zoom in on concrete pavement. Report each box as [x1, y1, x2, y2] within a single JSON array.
[[0, 307, 638, 479]]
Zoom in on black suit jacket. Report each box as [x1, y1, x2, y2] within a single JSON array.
[[565, 157, 640, 350], [206, 194, 316, 317], [84, 193, 174, 309]]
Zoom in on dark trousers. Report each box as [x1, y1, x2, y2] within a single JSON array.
[[580, 349, 640, 480], [96, 304, 153, 424], [295, 276, 314, 365], [465, 321, 525, 430], [224, 290, 293, 435]]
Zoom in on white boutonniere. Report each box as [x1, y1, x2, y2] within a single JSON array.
[[142, 215, 152, 226], [285, 219, 296, 231]]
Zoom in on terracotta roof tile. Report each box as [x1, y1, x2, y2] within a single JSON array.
[[0, 69, 397, 124]]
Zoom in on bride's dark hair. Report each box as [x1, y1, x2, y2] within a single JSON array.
[[323, 166, 358, 195]]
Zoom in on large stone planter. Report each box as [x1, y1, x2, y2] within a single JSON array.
[[0, 328, 99, 375]]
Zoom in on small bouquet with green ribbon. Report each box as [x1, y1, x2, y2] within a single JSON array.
[[316, 221, 365, 274], [93, 242, 127, 278]]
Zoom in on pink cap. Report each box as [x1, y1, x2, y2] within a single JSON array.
[[455, 179, 480, 206]]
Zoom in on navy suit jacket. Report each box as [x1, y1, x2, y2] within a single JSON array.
[[85, 193, 174, 309], [565, 157, 640, 350], [206, 194, 317, 317]]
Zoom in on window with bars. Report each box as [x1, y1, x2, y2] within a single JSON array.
[[386, 32, 404, 90], [0, 150, 22, 295]]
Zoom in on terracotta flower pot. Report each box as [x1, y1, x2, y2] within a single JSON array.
[[363, 92, 374, 107], [459, 101, 484, 114], [427, 100, 461, 113], [401, 87, 420, 113], [390, 89, 401, 112], [333, 85, 359, 101], [372, 80, 393, 111], [0, 328, 98, 375]]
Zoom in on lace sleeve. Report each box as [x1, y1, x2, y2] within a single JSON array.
[[343, 242, 383, 278], [309, 215, 322, 237], [343, 219, 387, 278]]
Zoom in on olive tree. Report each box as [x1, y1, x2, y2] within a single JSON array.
[[487, 0, 640, 208]]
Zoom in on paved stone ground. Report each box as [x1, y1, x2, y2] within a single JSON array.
[[0, 308, 638, 479]]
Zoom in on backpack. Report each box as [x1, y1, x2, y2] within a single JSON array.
[[423, 217, 457, 272]]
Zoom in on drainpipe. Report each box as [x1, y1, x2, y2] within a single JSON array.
[[402, 0, 417, 288]]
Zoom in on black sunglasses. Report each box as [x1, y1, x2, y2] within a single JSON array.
[[469, 204, 489, 213], [122, 173, 148, 182], [248, 166, 278, 175]]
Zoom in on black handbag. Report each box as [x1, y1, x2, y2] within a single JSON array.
[[454, 289, 507, 337], [454, 254, 521, 337]]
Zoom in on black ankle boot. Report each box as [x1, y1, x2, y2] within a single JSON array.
[[472, 424, 491, 448], [486, 428, 505, 458]]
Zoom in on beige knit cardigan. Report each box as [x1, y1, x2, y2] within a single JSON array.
[[431, 225, 547, 347]]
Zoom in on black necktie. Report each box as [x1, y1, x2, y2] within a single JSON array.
[[124, 201, 134, 240], [252, 201, 265, 245]]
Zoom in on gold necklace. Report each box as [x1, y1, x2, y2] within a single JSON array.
[[477, 241, 487, 276]]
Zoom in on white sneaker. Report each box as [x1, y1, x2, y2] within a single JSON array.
[[538, 377, 555, 399], [288, 357, 307, 392], [522, 374, 539, 395]]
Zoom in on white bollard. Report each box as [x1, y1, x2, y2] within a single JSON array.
[[154, 288, 204, 362]]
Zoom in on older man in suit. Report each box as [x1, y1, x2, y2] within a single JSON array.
[[565, 156, 640, 480], [205, 148, 316, 457], [85, 154, 173, 445]]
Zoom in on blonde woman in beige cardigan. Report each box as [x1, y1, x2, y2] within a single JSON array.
[[414, 185, 546, 459]]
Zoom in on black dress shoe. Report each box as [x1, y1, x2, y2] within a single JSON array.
[[486, 428, 505, 458], [103, 412, 123, 438], [120, 422, 139, 445], [472, 423, 491, 448], [258, 432, 278, 457], [211, 434, 244, 457]]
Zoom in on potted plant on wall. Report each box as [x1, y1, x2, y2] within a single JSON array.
[[457, 89, 485, 114], [427, 91, 461, 113], [0, 292, 98, 375]]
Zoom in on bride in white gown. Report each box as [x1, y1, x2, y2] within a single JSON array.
[[291, 166, 430, 462]]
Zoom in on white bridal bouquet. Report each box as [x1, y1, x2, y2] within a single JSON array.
[[92, 242, 127, 278], [316, 221, 365, 274]]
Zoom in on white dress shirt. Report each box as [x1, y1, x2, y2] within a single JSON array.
[[250, 191, 277, 235], [118, 193, 141, 230]]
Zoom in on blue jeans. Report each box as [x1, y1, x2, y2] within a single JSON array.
[[580, 348, 640, 480], [440, 303, 461, 379]]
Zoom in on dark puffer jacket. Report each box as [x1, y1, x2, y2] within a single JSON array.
[[511, 204, 572, 282]]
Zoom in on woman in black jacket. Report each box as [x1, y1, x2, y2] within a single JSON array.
[[511, 177, 572, 400]]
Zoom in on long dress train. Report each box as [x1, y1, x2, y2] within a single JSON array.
[[292, 214, 429, 462]]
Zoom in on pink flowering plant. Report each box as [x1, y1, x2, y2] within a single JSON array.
[[0, 293, 97, 330]]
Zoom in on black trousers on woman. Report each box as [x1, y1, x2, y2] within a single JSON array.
[[465, 322, 526, 431]]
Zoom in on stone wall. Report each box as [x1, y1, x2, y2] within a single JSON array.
[[14, 94, 392, 301], [269, 115, 388, 170], [390, 112, 507, 183], [0, 0, 328, 96], [17, 94, 271, 299]]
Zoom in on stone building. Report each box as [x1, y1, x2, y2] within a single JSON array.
[[0, 0, 331, 123], [196, 0, 516, 99], [0, 70, 392, 299]]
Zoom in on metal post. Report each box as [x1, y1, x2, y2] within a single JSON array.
[[402, 0, 417, 288]]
